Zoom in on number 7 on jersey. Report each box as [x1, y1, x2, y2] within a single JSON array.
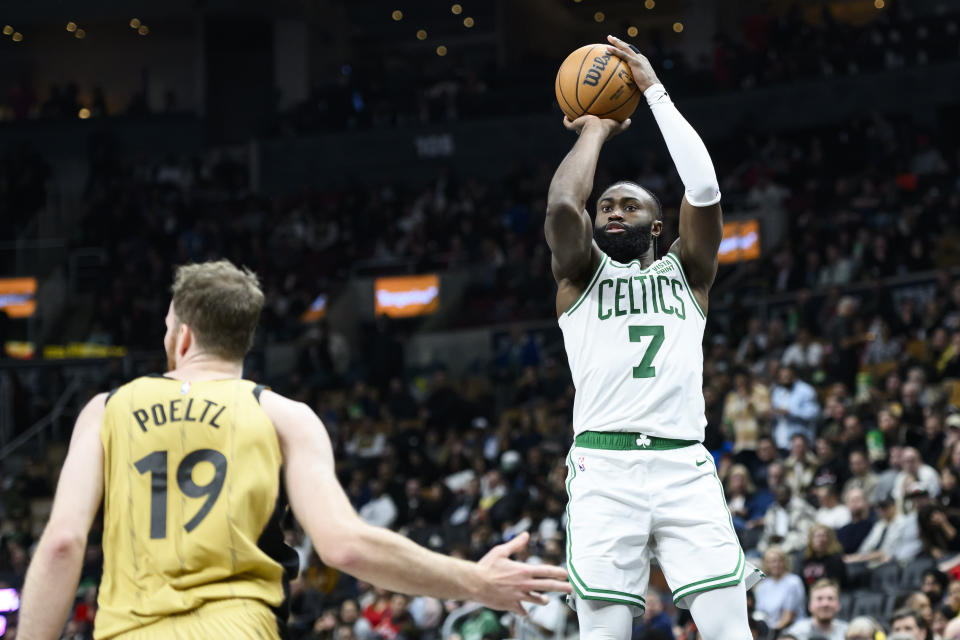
[[629, 325, 664, 378]]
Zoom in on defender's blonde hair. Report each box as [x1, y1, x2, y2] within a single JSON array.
[[171, 260, 264, 361]]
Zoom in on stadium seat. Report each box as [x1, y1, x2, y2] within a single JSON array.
[[838, 592, 854, 619], [870, 561, 902, 594], [884, 593, 899, 619], [791, 550, 805, 575], [900, 556, 937, 590], [845, 561, 870, 589], [850, 591, 886, 618]]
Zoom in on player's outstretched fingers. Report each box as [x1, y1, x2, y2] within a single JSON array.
[[495, 530, 529, 558], [525, 578, 573, 594], [529, 563, 570, 581], [521, 591, 550, 606], [605, 36, 634, 58]]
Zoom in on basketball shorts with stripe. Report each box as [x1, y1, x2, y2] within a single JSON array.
[[564, 442, 764, 616]]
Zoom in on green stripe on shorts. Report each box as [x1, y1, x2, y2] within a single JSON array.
[[671, 472, 746, 604]]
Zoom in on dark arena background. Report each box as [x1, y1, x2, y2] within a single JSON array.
[[2, 0, 960, 638]]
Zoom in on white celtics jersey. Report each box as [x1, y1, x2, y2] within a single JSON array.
[[558, 251, 707, 441]]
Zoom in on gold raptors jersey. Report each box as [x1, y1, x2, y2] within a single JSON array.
[[95, 375, 297, 639]]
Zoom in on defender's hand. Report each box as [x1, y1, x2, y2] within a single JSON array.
[[563, 114, 631, 141], [605, 35, 661, 93], [472, 531, 572, 615]]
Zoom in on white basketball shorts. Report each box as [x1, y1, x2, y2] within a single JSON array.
[[564, 437, 764, 616]]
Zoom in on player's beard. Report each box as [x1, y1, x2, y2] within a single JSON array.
[[594, 223, 654, 263]]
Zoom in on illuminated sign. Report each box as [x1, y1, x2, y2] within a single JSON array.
[[0, 588, 18, 613], [0, 277, 37, 318], [4, 341, 34, 359], [374, 274, 440, 318], [42, 343, 128, 359], [301, 294, 328, 323], [717, 220, 760, 264]]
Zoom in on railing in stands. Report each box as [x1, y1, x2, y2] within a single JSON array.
[[0, 377, 81, 461]]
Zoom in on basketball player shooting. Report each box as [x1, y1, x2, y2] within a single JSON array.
[[546, 37, 763, 639], [18, 261, 571, 640]]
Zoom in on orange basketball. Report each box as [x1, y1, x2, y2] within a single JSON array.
[[555, 44, 641, 122]]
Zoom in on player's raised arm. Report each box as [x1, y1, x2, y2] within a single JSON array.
[[606, 35, 723, 308], [546, 115, 629, 315], [20, 394, 106, 640], [263, 390, 571, 615]]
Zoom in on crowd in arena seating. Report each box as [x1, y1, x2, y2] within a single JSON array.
[[0, 117, 955, 639], [66, 101, 960, 354], [5, 257, 960, 639], [0, 21, 959, 638]]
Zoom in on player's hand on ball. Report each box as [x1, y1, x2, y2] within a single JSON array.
[[563, 114, 631, 140], [473, 531, 572, 615], [605, 35, 661, 93]]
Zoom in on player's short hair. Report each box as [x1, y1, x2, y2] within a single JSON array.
[[171, 260, 264, 361], [810, 578, 840, 597], [602, 180, 663, 220]]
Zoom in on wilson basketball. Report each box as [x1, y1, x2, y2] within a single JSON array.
[[555, 44, 641, 122]]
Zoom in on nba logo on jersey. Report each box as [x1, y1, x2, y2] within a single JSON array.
[[577, 457, 586, 472], [180, 381, 191, 395]]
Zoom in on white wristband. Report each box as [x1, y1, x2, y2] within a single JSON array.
[[643, 83, 671, 107]]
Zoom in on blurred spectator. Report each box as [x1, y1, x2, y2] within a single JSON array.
[[759, 485, 816, 555], [942, 614, 960, 640], [814, 439, 847, 491], [922, 569, 949, 608], [844, 493, 919, 568], [631, 589, 674, 639], [772, 368, 820, 451], [801, 525, 848, 588], [359, 478, 399, 528], [784, 434, 818, 499], [843, 451, 878, 503], [917, 504, 960, 560], [889, 608, 927, 640], [836, 487, 876, 555], [748, 438, 782, 491], [725, 464, 766, 535], [864, 319, 902, 365], [783, 578, 848, 640], [893, 448, 941, 514], [844, 616, 884, 640], [814, 482, 851, 529], [754, 547, 807, 633], [723, 368, 772, 456], [902, 592, 933, 636], [781, 328, 824, 379], [825, 298, 864, 389]]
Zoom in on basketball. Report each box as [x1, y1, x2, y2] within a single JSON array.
[[555, 44, 641, 122]]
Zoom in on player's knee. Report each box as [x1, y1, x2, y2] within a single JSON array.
[[688, 584, 751, 640], [576, 599, 634, 640]]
